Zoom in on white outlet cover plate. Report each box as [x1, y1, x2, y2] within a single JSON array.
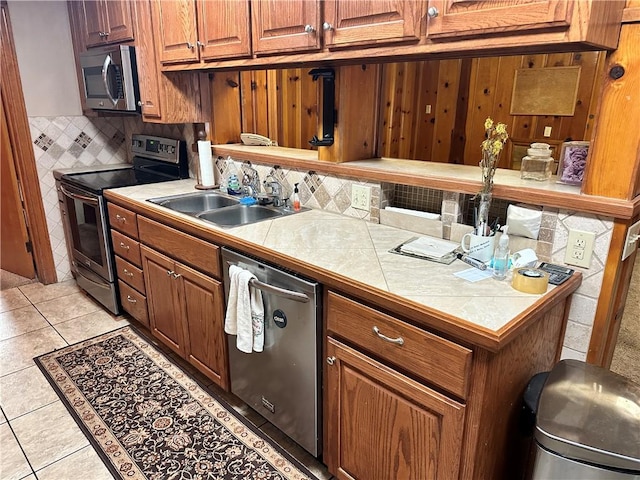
[[351, 184, 371, 211], [622, 220, 640, 260], [565, 229, 595, 268]]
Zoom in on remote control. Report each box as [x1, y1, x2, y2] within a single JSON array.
[[538, 262, 575, 285]]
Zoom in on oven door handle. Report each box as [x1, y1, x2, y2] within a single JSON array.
[[60, 184, 98, 206], [226, 261, 309, 303], [101, 54, 118, 107]]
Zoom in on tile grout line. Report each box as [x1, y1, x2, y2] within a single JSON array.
[[1, 405, 37, 480]]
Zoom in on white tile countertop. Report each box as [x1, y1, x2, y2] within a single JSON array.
[[106, 179, 580, 349]]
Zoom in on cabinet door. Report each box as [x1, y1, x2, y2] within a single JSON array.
[[325, 338, 465, 480], [177, 262, 229, 389], [141, 246, 187, 356], [102, 0, 134, 44], [151, 0, 200, 64], [323, 0, 423, 48], [133, 0, 161, 118], [251, 0, 321, 55], [81, 0, 107, 47], [197, 0, 251, 61], [426, 0, 571, 39]]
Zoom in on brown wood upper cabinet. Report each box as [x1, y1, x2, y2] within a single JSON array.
[[72, 0, 134, 48], [426, 0, 571, 39], [151, 0, 251, 65], [251, 0, 321, 54], [323, 0, 424, 49], [252, 0, 423, 55]]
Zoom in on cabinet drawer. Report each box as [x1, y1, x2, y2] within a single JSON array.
[[108, 203, 139, 238], [138, 216, 221, 278], [326, 291, 472, 399], [115, 256, 145, 294], [111, 230, 141, 267], [118, 280, 149, 327]]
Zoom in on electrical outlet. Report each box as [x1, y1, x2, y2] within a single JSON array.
[[622, 220, 640, 260], [565, 229, 595, 268], [351, 184, 371, 211]]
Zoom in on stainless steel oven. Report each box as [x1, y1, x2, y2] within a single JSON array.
[[59, 181, 118, 313], [58, 135, 188, 314]]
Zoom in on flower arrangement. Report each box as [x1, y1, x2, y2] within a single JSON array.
[[479, 117, 509, 195], [476, 117, 509, 236]]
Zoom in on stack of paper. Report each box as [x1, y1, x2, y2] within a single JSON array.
[[400, 236, 459, 259]]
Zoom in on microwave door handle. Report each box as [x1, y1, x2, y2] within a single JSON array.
[[60, 184, 98, 206], [101, 54, 118, 107]]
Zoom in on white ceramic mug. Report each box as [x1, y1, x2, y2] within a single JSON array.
[[461, 233, 496, 263]]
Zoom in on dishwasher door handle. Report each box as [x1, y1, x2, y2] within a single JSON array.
[[227, 261, 310, 302], [249, 278, 309, 303]]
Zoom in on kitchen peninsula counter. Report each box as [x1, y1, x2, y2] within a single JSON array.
[[105, 178, 580, 352]]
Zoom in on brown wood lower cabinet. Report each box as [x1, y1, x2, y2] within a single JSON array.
[[324, 337, 465, 480], [141, 245, 228, 389]]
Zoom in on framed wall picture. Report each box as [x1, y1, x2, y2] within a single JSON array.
[[557, 141, 590, 185]]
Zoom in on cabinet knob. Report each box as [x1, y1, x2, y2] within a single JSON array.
[[172, 272, 182, 279], [326, 356, 336, 365], [119, 242, 130, 250], [137, 101, 144, 107], [196, 40, 204, 48], [427, 6, 439, 18], [372, 326, 404, 346], [322, 22, 333, 31], [304, 24, 315, 34], [115, 214, 126, 223], [167, 270, 175, 276], [186, 42, 194, 49]]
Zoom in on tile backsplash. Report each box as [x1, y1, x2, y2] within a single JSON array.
[[30, 116, 129, 282]]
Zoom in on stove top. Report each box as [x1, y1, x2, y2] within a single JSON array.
[[60, 134, 189, 194]]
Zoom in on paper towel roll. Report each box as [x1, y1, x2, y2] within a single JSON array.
[[197, 140, 215, 187]]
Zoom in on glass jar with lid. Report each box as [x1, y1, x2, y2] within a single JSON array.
[[521, 142, 554, 181]]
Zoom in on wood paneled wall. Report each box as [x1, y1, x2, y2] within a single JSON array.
[[210, 68, 318, 148], [464, 51, 605, 168], [212, 52, 604, 167]]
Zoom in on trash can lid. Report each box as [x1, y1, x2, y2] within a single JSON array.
[[535, 359, 640, 472]]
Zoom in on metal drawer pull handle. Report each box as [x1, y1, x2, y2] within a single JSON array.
[[123, 269, 133, 277], [167, 270, 174, 276], [372, 326, 404, 345], [172, 272, 182, 279], [326, 356, 336, 365], [119, 242, 130, 250], [115, 214, 126, 223], [126, 295, 137, 303]]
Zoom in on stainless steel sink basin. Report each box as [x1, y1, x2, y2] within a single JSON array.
[[147, 191, 239, 214], [197, 204, 284, 227]]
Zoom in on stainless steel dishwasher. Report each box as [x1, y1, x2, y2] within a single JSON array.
[[221, 248, 322, 457]]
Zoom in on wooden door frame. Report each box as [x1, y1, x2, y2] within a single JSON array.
[[1, 2, 56, 284]]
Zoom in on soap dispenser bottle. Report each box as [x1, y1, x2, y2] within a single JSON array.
[[492, 226, 510, 280], [292, 183, 301, 211]]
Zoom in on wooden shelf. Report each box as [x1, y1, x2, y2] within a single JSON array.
[[212, 144, 639, 219]]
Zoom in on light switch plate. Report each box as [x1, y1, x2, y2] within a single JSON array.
[[622, 220, 640, 260], [565, 229, 595, 268], [351, 184, 371, 211], [543, 126, 552, 137]]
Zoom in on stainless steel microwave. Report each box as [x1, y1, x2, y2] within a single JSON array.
[[79, 45, 139, 112]]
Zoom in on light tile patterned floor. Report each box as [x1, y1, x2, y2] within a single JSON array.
[[0, 280, 331, 480]]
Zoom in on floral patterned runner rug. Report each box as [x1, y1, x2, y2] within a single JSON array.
[[35, 326, 318, 480]]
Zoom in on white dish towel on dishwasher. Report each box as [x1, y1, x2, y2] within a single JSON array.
[[224, 265, 264, 353]]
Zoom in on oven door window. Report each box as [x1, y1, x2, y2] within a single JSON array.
[[62, 188, 111, 281]]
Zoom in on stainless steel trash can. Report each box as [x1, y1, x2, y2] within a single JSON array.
[[532, 359, 640, 479]]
